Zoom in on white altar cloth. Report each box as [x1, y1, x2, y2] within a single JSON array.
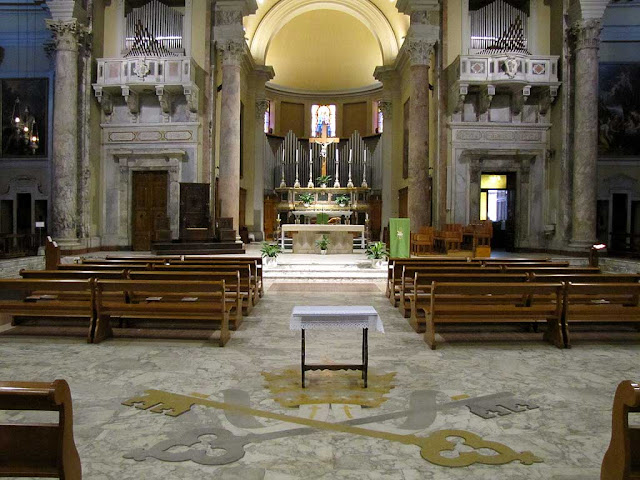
[[290, 306, 384, 333]]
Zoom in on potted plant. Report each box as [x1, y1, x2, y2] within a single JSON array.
[[298, 192, 315, 207], [260, 242, 281, 267], [315, 234, 330, 254], [334, 194, 350, 207], [365, 241, 389, 268], [315, 175, 332, 188]]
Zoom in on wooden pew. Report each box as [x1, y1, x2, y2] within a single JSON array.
[[169, 257, 264, 298], [562, 283, 640, 348], [504, 266, 600, 275], [0, 279, 95, 343], [81, 258, 165, 266], [129, 270, 243, 329], [58, 263, 153, 272], [386, 259, 482, 301], [94, 279, 231, 346], [422, 282, 564, 349], [0, 379, 81, 479], [601, 380, 640, 480], [408, 273, 529, 331], [152, 264, 256, 312], [44, 236, 60, 271], [20, 269, 127, 281], [396, 266, 503, 314]]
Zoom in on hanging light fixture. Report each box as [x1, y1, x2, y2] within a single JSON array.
[[10, 97, 39, 155]]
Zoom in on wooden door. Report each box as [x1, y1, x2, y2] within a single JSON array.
[[180, 183, 210, 238], [264, 194, 278, 241], [398, 187, 408, 218], [368, 194, 382, 241], [132, 171, 168, 251]]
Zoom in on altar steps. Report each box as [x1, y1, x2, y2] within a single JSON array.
[[278, 237, 367, 250], [262, 260, 387, 281]]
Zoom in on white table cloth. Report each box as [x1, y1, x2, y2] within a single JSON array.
[[290, 305, 384, 333]]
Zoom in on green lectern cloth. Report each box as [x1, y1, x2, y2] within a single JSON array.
[[389, 218, 410, 258], [316, 213, 329, 225]]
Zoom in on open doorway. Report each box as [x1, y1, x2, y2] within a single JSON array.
[[480, 173, 516, 251]]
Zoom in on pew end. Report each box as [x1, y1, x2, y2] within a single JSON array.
[[0, 379, 81, 479], [602, 380, 640, 480]]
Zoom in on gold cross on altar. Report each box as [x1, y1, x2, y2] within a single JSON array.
[[309, 123, 340, 176]]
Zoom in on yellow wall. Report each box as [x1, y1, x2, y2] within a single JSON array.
[[265, 10, 382, 91], [446, 0, 463, 66], [190, 0, 207, 70], [534, 0, 551, 55], [103, 1, 120, 58]]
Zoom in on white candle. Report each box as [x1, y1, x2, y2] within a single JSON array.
[[336, 148, 339, 162], [349, 149, 352, 163], [296, 149, 299, 163]]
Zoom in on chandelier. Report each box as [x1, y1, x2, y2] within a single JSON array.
[[11, 97, 39, 155]]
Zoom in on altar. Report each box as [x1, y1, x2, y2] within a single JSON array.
[[281, 224, 365, 253]]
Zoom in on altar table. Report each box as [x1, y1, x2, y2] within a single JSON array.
[[290, 306, 384, 388], [281, 224, 365, 253]]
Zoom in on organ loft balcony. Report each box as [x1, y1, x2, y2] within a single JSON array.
[[446, 53, 561, 118], [91, 0, 199, 123]]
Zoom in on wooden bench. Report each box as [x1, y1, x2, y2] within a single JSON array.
[[601, 380, 640, 480], [0, 379, 82, 479], [44, 236, 61, 271], [396, 266, 503, 314], [408, 273, 529, 330], [94, 279, 231, 346], [504, 266, 600, 275], [20, 269, 127, 281], [562, 283, 640, 348], [151, 263, 256, 313], [391, 266, 502, 308], [421, 282, 564, 349], [0, 279, 95, 343], [58, 263, 153, 272], [128, 270, 243, 329]]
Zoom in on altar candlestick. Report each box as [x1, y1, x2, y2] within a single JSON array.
[[333, 147, 341, 187], [279, 148, 286, 188], [307, 146, 314, 188], [294, 148, 301, 188], [347, 148, 354, 188], [361, 149, 368, 188]]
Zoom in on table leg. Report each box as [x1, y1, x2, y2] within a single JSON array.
[[363, 328, 368, 388], [301, 329, 305, 388]]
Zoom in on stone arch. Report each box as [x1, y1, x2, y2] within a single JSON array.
[[250, 0, 400, 65]]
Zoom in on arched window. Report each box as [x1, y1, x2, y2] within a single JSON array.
[[311, 104, 336, 138]]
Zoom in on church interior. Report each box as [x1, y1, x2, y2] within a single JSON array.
[[1, 0, 640, 478]]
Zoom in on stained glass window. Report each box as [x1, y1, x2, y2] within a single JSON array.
[[377, 104, 384, 133], [263, 100, 271, 134], [311, 104, 336, 137]]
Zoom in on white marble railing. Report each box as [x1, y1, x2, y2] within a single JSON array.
[[449, 53, 560, 85], [95, 56, 196, 86]]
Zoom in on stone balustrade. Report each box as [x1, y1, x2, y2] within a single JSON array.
[[449, 53, 560, 85]]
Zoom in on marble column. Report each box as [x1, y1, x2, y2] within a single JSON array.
[[379, 100, 394, 230], [407, 40, 434, 232], [570, 19, 601, 249], [217, 40, 243, 238], [46, 20, 81, 247]]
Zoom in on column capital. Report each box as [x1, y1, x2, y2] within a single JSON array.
[[570, 19, 602, 50], [255, 99, 269, 120], [378, 100, 393, 119], [45, 19, 84, 52], [405, 38, 436, 67], [216, 39, 245, 66]]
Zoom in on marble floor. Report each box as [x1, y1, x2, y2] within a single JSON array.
[[0, 252, 638, 479]]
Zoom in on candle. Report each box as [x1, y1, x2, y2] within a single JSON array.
[[296, 149, 299, 163], [349, 149, 352, 163]]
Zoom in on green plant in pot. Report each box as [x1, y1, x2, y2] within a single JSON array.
[[298, 192, 315, 206], [315, 175, 332, 188], [334, 194, 350, 207], [365, 241, 389, 268], [315, 234, 330, 254], [260, 242, 282, 266]]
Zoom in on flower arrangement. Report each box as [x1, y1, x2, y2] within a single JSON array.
[[260, 242, 282, 258], [365, 241, 389, 260], [315, 175, 332, 187], [334, 194, 350, 207], [298, 192, 315, 205], [315, 234, 330, 252]]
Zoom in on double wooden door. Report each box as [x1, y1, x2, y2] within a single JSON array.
[[132, 171, 168, 251]]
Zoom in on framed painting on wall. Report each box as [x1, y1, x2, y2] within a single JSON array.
[[599, 63, 640, 156], [1, 78, 48, 157]]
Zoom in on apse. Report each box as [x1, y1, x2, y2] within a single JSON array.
[[264, 9, 383, 91]]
